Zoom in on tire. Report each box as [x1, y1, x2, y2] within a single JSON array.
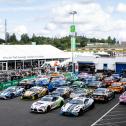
[[90, 103, 95, 109], [78, 109, 83, 116], [60, 101, 64, 107], [119, 102, 122, 105], [32, 95, 36, 100], [112, 93, 115, 99], [10, 93, 14, 99], [46, 106, 51, 113], [46, 90, 49, 95], [105, 97, 108, 102]]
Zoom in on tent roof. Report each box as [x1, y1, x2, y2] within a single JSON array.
[[0, 45, 70, 61]]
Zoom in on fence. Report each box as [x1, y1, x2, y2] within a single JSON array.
[[0, 76, 36, 90]]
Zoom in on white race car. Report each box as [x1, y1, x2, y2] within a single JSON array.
[[60, 97, 94, 116], [31, 95, 64, 113]]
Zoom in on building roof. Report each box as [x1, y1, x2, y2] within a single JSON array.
[[0, 45, 70, 61]]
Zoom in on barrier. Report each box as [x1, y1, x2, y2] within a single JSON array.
[[0, 75, 36, 90]]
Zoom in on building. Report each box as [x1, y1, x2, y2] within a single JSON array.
[[73, 55, 126, 74], [0, 45, 70, 71]]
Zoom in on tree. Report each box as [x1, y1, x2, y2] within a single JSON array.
[[106, 36, 113, 44], [0, 38, 5, 44], [112, 37, 116, 44], [9, 33, 17, 43], [20, 33, 30, 44]]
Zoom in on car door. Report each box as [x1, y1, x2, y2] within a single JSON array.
[[84, 99, 89, 110], [51, 97, 58, 109], [107, 90, 112, 99]]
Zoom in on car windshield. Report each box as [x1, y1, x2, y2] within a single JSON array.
[[88, 82, 98, 86], [56, 88, 64, 93], [111, 83, 121, 87], [41, 97, 53, 101], [28, 88, 39, 92], [73, 81, 82, 85], [4, 88, 15, 92], [95, 88, 105, 93], [105, 77, 112, 81], [74, 89, 84, 94], [69, 99, 83, 104], [120, 78, 126, 82], [123, 92, 126, 96]]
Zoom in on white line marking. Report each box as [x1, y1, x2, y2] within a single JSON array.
[[90, 103, 119, 126]]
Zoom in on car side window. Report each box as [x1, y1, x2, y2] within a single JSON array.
[[84, 99, 89, 104], [52, 97, 57, 101]]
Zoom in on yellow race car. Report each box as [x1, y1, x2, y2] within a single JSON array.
[[21, 86, 48, 100]]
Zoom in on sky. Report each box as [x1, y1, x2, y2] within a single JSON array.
[[0, 0, 126, 42]]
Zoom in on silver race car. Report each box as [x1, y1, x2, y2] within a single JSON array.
[[31, 95, 64, 113], [60, 97, 94, 116]]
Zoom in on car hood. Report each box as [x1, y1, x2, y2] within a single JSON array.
[[24, 91, 34, 96], [62, 103, 82, 112], [70, 93, 85, 98], [32, 101, 52, 108], [0, 91, 10, 96], [93, 92, 106, 96]]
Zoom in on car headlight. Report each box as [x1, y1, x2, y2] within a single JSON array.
[[73, 108, 80, 112], [61, 105, 65, 111], [40, 106, 46, 109]]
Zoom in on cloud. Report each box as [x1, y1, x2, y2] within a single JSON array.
[[0, 0, 34, 4], [40, 2, 126, 41], [52, 3, 110, 25], [44, 23, 57, 31], [0, 6, 46, 12], [116, 3, 126, 13], [14, 25, 28, 35]]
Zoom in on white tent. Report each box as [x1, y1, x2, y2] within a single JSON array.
[[0, 45, 70, 61]]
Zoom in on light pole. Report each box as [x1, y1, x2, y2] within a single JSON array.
[[69, 11, 77, 73]]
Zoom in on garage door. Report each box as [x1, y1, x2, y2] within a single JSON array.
[[116, 63, 126, 74], [78, 62, 95, 73]]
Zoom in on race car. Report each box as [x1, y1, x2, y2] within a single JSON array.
[[34, 78, 49, 86], [18, 79, 35, 90], [31, 95, 64, 113], [60, 97, 94, 116], [70, 88, 93, 99], [92, 88, 115, 102], [119, 78, 126, 90], [21, 86, 48, 100], [103, 77, 116, 87], [51, 86, 71, 98], [87, 81, 105, 89], [119, 91, 126, 104], [108, 82, 124, 93], [0, 86, 25, 99], [71, 81, 87, 89]]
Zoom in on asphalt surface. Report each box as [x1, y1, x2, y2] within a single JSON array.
[[91, 102, 126, 126], [0, 94, 121, 126]]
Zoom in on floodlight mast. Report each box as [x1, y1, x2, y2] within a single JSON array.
[[69, 11, 77, 73]]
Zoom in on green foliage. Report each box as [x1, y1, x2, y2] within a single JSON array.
[[20, 33, 30, 44], [0, 33, 118, 50], [9, 33, 17, 43]]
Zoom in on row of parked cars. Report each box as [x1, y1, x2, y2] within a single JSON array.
[[0, 72, 126, 116]]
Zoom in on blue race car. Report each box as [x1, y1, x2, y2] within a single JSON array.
[[0, 86, 25, 99], [35, 78, 49, 86]]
